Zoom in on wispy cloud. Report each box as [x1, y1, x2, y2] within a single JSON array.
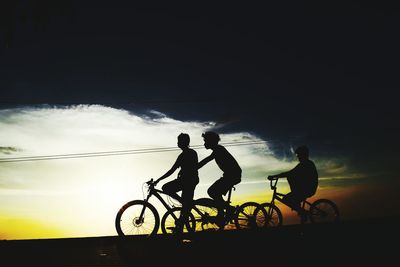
[[0, 146, 20, 154]]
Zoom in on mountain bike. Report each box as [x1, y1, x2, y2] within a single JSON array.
[[115, 179, 267, 237], [191, 186, 267, 231], [257, 177, 340, 227], [115, 178, 196, 237]]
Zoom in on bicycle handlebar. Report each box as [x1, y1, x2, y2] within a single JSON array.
[[145, 179, 157, 190], [267, 177, 279, 190]]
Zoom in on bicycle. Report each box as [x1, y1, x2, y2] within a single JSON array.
[[115, 178, 267, 237], [257, 177, 340, 227], [191, 186, 267, 231], [115, 178, 196, 237]]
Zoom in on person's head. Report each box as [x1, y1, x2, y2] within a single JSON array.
[[201, 131, 220, 149], [295, 145, 309, 161], [177, 133, 190, 149]]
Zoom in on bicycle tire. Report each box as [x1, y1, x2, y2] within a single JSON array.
[[115, 200, 160, 237], [191, 198, 220, 232], [234, 202, 268, 230], [160, 206, 196, 234], [309, 199, 340, 224], [256, 202, 283, 227]]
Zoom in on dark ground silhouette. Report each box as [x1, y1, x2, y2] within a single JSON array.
[[1, 216, 399, 267]]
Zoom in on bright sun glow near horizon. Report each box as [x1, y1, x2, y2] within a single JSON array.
[[0, 105, 365, 240]]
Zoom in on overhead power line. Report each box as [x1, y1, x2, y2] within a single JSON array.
[[0, 141, 267, 163]]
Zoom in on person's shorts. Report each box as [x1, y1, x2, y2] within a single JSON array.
[[213, 173, 241, 196]]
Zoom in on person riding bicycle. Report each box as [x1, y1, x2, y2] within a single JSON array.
[[267, 145, 318, 223], [154, 133, 199, 234], [198, 131, 242, 229]]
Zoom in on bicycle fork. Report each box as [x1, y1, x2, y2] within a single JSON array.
[[137, 195, 152, 225]]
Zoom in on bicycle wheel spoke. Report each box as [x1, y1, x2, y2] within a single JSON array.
[[115, 200, 160, 237], [258, 203, 282, 227], [161, 207, 195, 234], [192, 199, 219, 232], [309, 199, 340, 224], [234, 202, 267, 229]]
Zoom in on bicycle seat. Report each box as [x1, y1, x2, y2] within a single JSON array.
[[224, 187, 236, 205]]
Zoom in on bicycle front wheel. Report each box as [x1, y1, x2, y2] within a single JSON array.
[[115, 200, 160, 237], [161, 207, 196, 234], [256, 202, 283, 227], [234, 202, 267, 230], [309, 199, 340, 224]]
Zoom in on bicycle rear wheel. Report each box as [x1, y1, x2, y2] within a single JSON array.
[[161, 207, 196, 234], [309, 199, 340, 224], [234, 202, 267, 230], [115, 200, 160, 237], [256, 203, 283, 227], [191, 198, 220, 232]]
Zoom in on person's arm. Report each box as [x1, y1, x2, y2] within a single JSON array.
[[155, 159, 179, 184], [198, 154, 214, 169], [268, 169, 293, 180], [269, 162, 302, 180]]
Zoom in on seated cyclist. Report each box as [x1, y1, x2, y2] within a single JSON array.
[[268, 145, 318, 223], [198, 131, 242, 229], [154, 133, 199, 234]]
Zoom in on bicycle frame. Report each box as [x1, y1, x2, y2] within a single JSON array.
[[183, 187, 236, 230], [225, 186, 234, 206], [141, 180, 209, 231], [193, 186, 264, 229], [262, 177, 341, 227], [267, 178, 311, 215], [149, 184, 181, 207], [138, 181, 248, 233], [139, 181, 183, 220], [138, 179, 218, 231], [125, 181, 265, 233]]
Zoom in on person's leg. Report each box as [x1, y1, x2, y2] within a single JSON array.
[[284, 191, 307, 223], [162, 179, 182, 201], [296, 193, 308, 224], [225, 173, 241, 217], [162, 180, 188, 233], [207, 178, 226, 208], [284, 174, 302, 210], [207, 178, 233, 229], [282, 192, 301, 210], [208, 179, 226, 228], [176, 183, 196, 233]]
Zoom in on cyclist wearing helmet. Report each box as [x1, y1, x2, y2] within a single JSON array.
[[198, 131, 242, 228], [268, 145, 318, 222]]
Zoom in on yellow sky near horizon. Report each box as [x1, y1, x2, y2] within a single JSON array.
[[2, 182, 391, 240]]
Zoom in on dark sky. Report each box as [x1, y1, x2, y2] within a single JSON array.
[[1, 1, 400, 179]]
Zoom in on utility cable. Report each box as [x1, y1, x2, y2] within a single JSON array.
[[0, 140, 267, 163]]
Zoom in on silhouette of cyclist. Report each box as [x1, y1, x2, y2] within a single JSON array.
[[268, 145, 318, 223], [198, 131, 242, 229], [155, 133, 199, 234]]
